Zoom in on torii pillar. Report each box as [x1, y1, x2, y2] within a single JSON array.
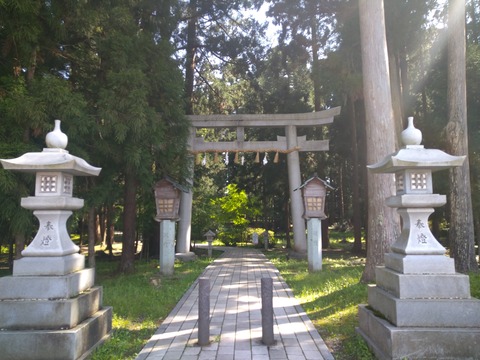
[[286, 125, 306, 253], [176, 128, 195, 258]]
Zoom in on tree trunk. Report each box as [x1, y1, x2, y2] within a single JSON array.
[[119, 169, 138, 273], [310, 12, 332, 249], [95, 213, 102, 245], [105, 203, 114, 257], [359, 0, 400, 283], [14, 233, 25, 260], [446, 0, 478, 273], [184, 0, 198, 115], [468, 0, 479, 44], [389, 52, 405, 139], [88, 206, 96, 268], [8, 236, 14, 270], [285, 201, 291, 249], [348, 96, 363, 253]]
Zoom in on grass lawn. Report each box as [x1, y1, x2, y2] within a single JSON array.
[[264, 240, 374, 359]]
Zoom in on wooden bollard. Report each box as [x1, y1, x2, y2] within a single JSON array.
[[198, 278, 210, 346], [261, 277, 275, 345]]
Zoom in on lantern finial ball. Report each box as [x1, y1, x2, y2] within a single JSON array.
[[400, 117, 422, 147], [46, 120, 68, 149]]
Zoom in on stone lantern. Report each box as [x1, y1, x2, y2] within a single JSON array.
[[357, 117, 480, 359], [203, 230, 215, 257], [297, 174, 333, 272], [154, 177, 186, 275], [0, 120, 111, 360]]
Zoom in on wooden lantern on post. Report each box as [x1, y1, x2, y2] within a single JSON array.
[[299, 175, 332, 219], [154, 178, 185, 221]]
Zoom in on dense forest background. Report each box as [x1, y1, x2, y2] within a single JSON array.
[[1, 0, 479, 274]]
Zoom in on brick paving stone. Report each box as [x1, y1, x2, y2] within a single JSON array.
[[183, 347, 201, 355], [303, 350, 323, 360], [286, 355, 306, 360], [234, 349, 252, 359], [252, 355, 270, 360], [135, 247, 333, 360]]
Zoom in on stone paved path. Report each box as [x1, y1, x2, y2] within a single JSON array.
[[135, 247, 334, 360]]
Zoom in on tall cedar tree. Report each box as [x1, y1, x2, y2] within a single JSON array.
[[446, 0, 478, 272], [57, 0, 189, 272], [359, 0, 401, 282]]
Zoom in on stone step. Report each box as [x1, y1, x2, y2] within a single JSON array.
[[375, 266, 471, 299], [368, 286, 480, 327], [0, 287, 102, 330], [384, 253, 456, 274], [13, 253, 85, 276], [0, 306, 112, 360], [0, 268, 94, 300], [357, 305, 480, 360]]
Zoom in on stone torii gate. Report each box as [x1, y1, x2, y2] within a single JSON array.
[[176, 107, 341, 257]]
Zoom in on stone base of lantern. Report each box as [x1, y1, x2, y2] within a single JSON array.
[[357, 305, 480, 360], [0, 266, 112, 360], [384, 252, 456, 274], [0, 307, 112, 360], [357, 253, 480, 359], [175, 251, 197, 262], [12, 253, 85, 276]]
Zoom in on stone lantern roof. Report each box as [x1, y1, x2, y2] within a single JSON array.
[[0, 149, 101, 176], [368, 117, 465, 173], [296, 173, 335, 191], [368, 146, 465, 173], [0, 119, 100, 176]]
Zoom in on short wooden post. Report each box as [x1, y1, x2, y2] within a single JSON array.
[[261, 277, 274, 345], [198, 278, 210, 346]]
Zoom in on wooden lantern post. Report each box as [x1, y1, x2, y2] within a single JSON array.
[[298, 175, 332, 271], [154, 178, 184, 275]]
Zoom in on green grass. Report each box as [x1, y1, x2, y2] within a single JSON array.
[[90, 249, 217, 360], [264, 234, 480, 360], [265, 245, 374, 360]]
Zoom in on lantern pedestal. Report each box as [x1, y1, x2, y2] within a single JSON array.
[[154, 177, 190, 268], [159, 220, 176, 276], [307, 218, 322, 272], [298, 174, 332, 272], [357, 126, 480, 359]]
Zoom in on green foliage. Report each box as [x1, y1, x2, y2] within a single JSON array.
[[209, 183, 259, 246]]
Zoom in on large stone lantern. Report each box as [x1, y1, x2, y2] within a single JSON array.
[[357, 117, 480, 359], [0, 120, 112, 360]]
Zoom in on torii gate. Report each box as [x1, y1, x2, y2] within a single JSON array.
[[176, 107, 341, 256]]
